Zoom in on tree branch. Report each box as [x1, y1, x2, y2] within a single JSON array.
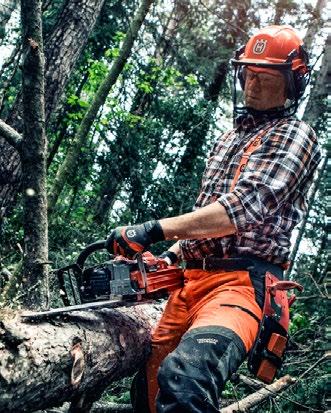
[[0, 119, 22, 152], [91, 402, 133, 412], [220, 375, 296, 413], [238, 374, 264, 389]]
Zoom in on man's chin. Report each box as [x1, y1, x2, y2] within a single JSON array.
[[245, 101, 278, 111], [245, 97, 261, 108], [245, 102, 263, 111]]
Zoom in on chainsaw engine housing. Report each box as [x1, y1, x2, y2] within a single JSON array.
[[57, 241, 183, 306]]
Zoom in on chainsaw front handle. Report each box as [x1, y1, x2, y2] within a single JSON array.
[[76, 240, 110, 269]]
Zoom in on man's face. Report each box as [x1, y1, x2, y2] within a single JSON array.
[[243, 67, 287, 111]]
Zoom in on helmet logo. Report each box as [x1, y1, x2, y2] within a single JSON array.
[[253, 39, 267, 55]]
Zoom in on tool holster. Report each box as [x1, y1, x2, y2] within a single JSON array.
[[248, 272, 303, 383]]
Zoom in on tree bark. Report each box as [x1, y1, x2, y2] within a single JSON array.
[[5, 0, 107, 128], [20, 0, 48, 309], [43, 0, 106, 122], [302, 39, 327, 128], [0, 301, 164, 412], [35, 401, 133, 413], [0, 0, 106, 223], [48, 0, 154, 214]]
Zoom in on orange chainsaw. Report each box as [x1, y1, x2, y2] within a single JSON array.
[[22, 240, 184, 320]]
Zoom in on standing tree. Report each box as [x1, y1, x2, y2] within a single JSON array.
[[20, 0, 48, 308]]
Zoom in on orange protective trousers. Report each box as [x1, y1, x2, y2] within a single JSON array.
[[145, 268, 262, 413]]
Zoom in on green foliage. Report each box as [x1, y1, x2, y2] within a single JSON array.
[[185, 73, 199, 86], [100, 377, 133, 405], [86, 59, 109, 92], [289, 311, 309, 335]]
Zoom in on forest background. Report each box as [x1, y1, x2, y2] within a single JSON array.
[[0, 0, 328, 412]]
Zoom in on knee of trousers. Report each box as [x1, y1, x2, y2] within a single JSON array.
[[156, 326, 246, 412]]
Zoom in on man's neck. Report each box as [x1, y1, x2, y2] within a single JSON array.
[[246, 105, 287, 117], [235, 109, 291, 130]]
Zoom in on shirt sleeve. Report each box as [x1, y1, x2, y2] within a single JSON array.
[[218, 120, 321, 233]]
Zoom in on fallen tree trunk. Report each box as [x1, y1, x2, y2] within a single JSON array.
[[0, 301, 164, 412]]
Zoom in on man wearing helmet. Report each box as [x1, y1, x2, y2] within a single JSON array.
[[106, 25, 321, 413], [232, 25, 311, 116]]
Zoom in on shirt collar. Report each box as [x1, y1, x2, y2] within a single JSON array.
[[235, 109, 289, 132]]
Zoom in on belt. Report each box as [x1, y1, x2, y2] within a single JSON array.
[[184, 256, 283, 279]]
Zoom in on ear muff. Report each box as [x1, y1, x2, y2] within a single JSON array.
[[283, 70, 308, 100]]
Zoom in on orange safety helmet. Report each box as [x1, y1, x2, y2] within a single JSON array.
[[231, 25, 311, 115], [233, 25, 309, 74]]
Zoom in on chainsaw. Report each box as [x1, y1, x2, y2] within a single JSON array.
[[22, 240, 184, 320]]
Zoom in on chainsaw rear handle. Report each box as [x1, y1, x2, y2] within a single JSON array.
[[76, 240, 113, 269]]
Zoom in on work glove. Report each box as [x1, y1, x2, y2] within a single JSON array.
[[106, 220, 165, 257], [159, 251, 178, 265]]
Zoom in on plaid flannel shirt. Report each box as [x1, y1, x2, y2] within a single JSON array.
[[180, 114, 321, 265]]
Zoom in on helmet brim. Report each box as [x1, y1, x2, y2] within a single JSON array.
[[231, 58, 292, 71]]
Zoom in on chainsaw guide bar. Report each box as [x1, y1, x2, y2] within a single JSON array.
[[21, 298, 150, 320]]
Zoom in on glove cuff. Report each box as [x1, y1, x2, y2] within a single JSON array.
[[144, 220, 165, 243], [159, 251, 178, 265]]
